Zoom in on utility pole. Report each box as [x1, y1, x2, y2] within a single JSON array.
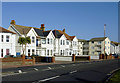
[[104, 24, 106, 59]]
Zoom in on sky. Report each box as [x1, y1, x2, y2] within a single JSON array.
[[2, 2, 118, 42]]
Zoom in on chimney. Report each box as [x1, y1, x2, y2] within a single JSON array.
[[40, 24, 45, 31], [10, 20, 16, 25], [62, 28, 65, 33]]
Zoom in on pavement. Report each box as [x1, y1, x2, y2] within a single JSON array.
[[1, 59, 120, 83]]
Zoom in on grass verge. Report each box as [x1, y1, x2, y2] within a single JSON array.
[[107, 69, 120, 83]]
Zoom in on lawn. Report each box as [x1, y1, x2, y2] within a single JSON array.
[[107, 69, 120, 83]]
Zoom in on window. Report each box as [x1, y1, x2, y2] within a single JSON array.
[[28, 49, 30, 56], [92, 41, 94, 43], [63, 50, 64, 55], [105, 41, 107, 44], [92, 46, 94, 49], [61, 40, 62, 45], [6, 35, 9, 42], [42, 39, 46, 44], [1, 35, 3, 42], [1, 49, 3, 57], [66, 41, 69, 45], [36, 39, 38, 46], [32, 37, 35, 43], [98, 41, 101, 44], [92, 52, 94, 54], [60, 50, 62, 55], [51, 39, 52, 44], [47, 50, 49, 55], [32, 49, 35, 55], [81, 47, 82, 49], [47, 38, 49, 44], [108, 42, 109, 44], [63, 40, 65, 45], [51, 50, 52, 55], [6, 49, 9, 55]]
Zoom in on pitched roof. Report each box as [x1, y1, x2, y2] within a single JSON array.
[[34, 28, 44, 36], [12, 24, 40, 35], [0, 26, 16, 34], [12, 24, 51, 37], [90, 37, 107, 41], [43, 30, 51, 37], [52, 29, 75, 40], [111, 41, 119, 46], [78, 39, 88, 42]]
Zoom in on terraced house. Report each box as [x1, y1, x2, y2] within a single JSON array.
[[8, 20, 78, 56], [0, 27, 16, 58]]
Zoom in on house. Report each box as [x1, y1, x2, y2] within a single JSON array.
[[0, 26, 16, 58], [89, 37, 111, 56], [52, 29, 78, 56], [8, 20, 55, 56], [78, 39, 84, 55], [110, 41, 120, 55]]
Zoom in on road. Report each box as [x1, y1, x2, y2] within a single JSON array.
[[2, 59, 120, 83]]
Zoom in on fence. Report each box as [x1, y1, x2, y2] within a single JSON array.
[[55, 56, 72, 61]]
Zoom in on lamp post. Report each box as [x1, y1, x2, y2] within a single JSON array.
[[104, 24, 106, 59]]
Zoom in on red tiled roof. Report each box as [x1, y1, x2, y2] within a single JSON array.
[[0, 26, 16, 34]]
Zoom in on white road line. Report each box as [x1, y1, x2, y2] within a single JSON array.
[[48, 67, 52, 69], [38, 75, 60, 82], [18, 70, 22, 73], [69, 70, 77, 74], [34, 68, 39, 71], [72, 64, 76, 66], [61, 65, 65, 67]]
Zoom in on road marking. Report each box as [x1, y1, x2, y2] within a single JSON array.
[[61, 65, 65, 67], [34, 68, 39, 71], [48, 67, 52, 69], [2, 72, 27, 77], [69, 70, 77, 74], [18, 70, 22, 73], [72, 64, 76, 66], [38, 75, 60, 82]]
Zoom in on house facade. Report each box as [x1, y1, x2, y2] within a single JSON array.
[[0, 27, 16, 58], [8, 20, 79, 56], [110, 41, 120, 55], [89, 37, 111, 56]]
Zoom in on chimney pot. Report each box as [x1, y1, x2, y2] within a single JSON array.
[[41, 24, 44, 27]]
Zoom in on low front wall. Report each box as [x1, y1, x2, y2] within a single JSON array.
[[55, 56, 72, 61], [90, 55, 99, 60]]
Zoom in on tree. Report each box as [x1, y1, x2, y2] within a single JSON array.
[[18, 36, 31, 56]]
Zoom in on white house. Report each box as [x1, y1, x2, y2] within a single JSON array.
[[52, 29, 78, 56], [110, 41, 120, 55], [8, 20, 56, 56], [0, 26, 16, 58]]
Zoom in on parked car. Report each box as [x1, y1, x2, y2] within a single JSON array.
[[112, 54, 118, 58]]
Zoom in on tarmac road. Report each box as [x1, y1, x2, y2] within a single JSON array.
[[2, 59, 120, 83]]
